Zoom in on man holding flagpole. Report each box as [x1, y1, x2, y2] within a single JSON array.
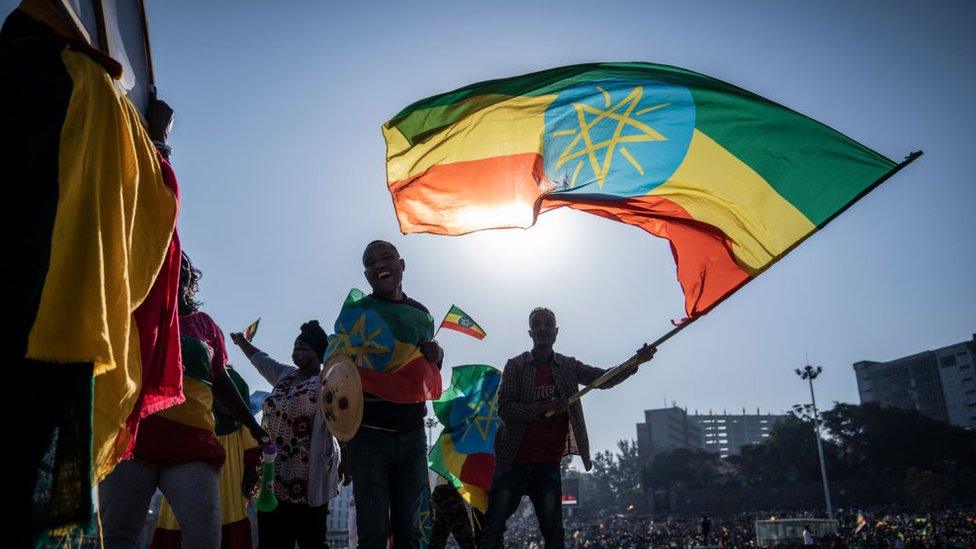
[[479, 307, 655, 548]]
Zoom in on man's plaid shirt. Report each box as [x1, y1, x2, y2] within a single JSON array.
[[492, 351, 635, 472]]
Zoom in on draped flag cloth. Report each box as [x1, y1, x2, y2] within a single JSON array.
[[383, 63, 896, 320], [5, 5, 181, 543], [327, 289, 442, 403], [428, 365, 502, 513]]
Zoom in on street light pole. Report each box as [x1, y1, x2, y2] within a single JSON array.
[[795, 364, 834, 520]]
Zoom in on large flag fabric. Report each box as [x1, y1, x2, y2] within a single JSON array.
[[440, 305, 487, 340], [326, 289, 442, 403], [428, 365, 502, 512], [383, 63, 897, 319]]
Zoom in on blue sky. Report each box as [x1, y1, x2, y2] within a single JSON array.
[[7, 0, 973, 456]]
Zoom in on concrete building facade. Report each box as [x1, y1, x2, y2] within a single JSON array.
[[689, 411, 787, 458], [854, 335, 975, 429], [636, 407, 703, 463]]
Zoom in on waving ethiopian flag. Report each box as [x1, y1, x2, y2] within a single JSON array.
[[327, 289, 442, 403], [440, 305, 487, 340], [428, 365, 501, 513], [383, 63, 901, 319]]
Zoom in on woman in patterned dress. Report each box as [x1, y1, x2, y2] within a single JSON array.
[[231, 320, 342, 548]]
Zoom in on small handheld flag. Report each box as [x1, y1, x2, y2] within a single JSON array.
[[439, 306, 487, 340], [243, 318, 260, 341]]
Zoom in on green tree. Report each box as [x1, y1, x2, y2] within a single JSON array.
[[610, 440, 643, 508], [644, 447, 723, 488], [821, 402, 976, 477], [730, 414, 841, 484], [582, 440, 645, 510], [588, 449, 616, 509], [902, 468, 954, 507]]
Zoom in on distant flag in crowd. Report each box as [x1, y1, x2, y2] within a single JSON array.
[[439, 305, 487, 340], [854, 513, 867, 535], [243, 318, 261, 341], [428, 365, 502, 512]]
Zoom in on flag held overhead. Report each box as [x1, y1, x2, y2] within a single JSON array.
[[243, 318, 260, 342], [383, 62, 909, 321]]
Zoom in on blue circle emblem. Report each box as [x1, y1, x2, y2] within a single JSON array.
[[450, 374, 501, 453], [329, 308, 396, 372], [543, 79, 695, 198]]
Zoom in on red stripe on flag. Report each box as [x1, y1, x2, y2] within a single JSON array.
[[389, 153, 547, 235], [358, 354, 443, 403], [459, 453, 495, 492], [443, 323, 486, 340], [542, 195, 751, 319]]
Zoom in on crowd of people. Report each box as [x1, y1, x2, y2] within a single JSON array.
[[834, 507, 976, 548], [6, 4, 970, 548], [494, 506, 976, 548]]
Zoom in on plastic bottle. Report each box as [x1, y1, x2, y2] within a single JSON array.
[[255, 443, 278, 512]]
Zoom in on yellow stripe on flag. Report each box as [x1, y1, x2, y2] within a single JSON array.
[[444, 312, 463, 324], [385, 95, 556, 183], [651, 129, 816, 274]]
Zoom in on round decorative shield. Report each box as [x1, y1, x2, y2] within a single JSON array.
[[321, 354, 364, 442]]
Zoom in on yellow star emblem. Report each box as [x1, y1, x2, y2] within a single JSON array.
[[553, 86, 670, 189], [470, 395, 498, 441], [332, 312, 391, 370]]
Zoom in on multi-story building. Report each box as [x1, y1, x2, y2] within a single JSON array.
[[689, 411, 787, 458], [635, 406, 703, 464], [854, 335, 976, 428]]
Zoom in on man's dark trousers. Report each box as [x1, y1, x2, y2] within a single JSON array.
[[345, 427, 427, 548], [478, 462, 563, 548]]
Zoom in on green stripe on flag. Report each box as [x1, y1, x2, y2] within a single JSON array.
[[690, 88, 895, 225]]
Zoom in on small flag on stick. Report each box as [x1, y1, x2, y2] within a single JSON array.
[[243, 318, 261, 341], [439, 306, 486, 340]]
